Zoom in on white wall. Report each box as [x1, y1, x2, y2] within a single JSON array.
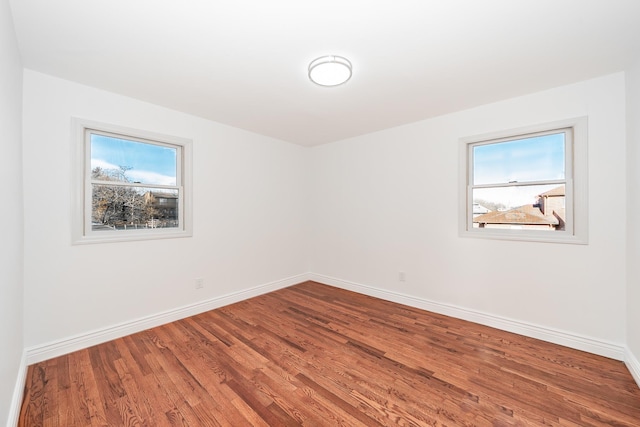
[[22, 70, 309, 356], [14, 57, 639, 414], [626, 60, 640, 383], [310, 73, 628, 356], [0, 0, 24, 425]]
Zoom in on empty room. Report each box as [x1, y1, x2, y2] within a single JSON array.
[[2, 0, 640, 426]]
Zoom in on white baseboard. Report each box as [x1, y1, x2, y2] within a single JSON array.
[[23, 271, 630, 373], [309, 273, 626, 361], [626, 347, 640, 389], [25, 273, 311, 365], [6, 351, 27, 427]]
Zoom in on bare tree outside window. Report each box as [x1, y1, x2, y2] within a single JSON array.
[[86, 130, 181, 233], [90, 165, 179, 231], [73, 119, 191, 244]]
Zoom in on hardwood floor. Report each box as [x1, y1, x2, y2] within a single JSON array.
[[19, 281, 640, 426]]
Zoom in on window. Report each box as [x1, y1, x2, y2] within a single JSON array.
[[73, 119, 192, 244], [459, 117, 588, 244]]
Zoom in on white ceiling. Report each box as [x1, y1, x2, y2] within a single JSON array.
[[9, 0, 640, 146]]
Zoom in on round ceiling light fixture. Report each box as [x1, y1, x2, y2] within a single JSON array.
[[308, 55, 352, 87]]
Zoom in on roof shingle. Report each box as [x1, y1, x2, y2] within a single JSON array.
[[473, 204, 559, 225]]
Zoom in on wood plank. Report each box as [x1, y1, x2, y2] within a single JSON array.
[[18, 281, 640, 426]]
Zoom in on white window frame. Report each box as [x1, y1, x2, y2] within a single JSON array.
[[459, 117, 588, 244], [72, 118, 193, 244]]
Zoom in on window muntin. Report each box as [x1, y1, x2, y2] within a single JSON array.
[[460, 118, 587, 244], [73, 119, 192, 244]]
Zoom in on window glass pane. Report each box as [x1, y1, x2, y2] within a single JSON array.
[[90, 133, 177, 186], [473, 133, 565, 185], [91, 185, 179, 231], [472, 184, 565, 231]]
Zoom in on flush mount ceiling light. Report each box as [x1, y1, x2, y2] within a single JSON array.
[[308, 55, 352, 87]]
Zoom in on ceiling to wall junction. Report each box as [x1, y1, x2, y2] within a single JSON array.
[[9, 0, 640, 146]]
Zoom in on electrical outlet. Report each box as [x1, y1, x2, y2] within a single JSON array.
[[399, 271, 406, 282], [195, 278, 204, 289]]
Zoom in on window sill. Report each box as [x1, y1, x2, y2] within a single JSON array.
[[72, 228, 192, 245], [460, 228, 588, 245]]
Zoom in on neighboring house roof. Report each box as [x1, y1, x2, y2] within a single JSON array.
[[472, 203, 491, 215], [145, 191, 178, 199], [473, 204, 559, 225], [539, 186, 565, 197]]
